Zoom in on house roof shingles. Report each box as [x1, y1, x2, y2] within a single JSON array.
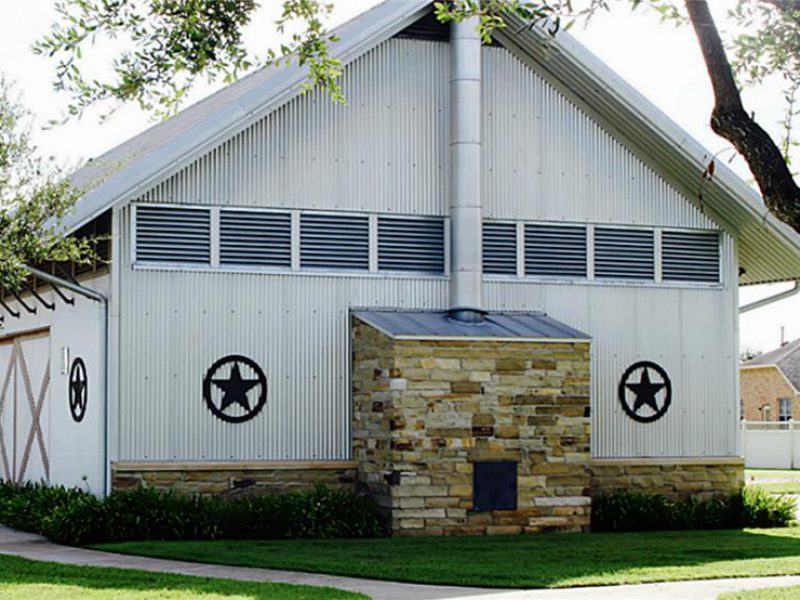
[[745, 339, 800, 391]]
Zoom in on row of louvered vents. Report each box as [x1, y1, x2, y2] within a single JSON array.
[[135, 206, 719, 282], [135, 206, 446, 273], [483, 223, 720, 282]]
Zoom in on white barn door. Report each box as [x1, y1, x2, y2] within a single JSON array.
[[0, 329, 51, 484]]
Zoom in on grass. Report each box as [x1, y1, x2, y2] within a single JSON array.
[[98, 528, 800, 589], [0, 553, 362, 599], [720, 586, 800, 599], [745, 469, 800, 494]]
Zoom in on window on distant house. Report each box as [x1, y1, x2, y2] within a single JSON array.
[[779, 398, 792, 422], [762, 405, 773, 421]]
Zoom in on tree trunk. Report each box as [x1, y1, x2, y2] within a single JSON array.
[[685, 0, 800, 232]]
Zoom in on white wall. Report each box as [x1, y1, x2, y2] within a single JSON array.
[[0, 277, 107, 493], [744, 423, 800, 469]]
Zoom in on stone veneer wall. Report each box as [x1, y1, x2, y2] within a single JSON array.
[[352, 317, 592, 535], [591, 458, 744, 500], [112, 461, 357, 496]]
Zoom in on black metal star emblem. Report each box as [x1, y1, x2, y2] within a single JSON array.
[[203, 355, 267, 423], [618, 361, 672, 423], [69, 357, 88, 423]]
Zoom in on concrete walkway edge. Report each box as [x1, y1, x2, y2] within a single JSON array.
[[2, 526, 800, 600]]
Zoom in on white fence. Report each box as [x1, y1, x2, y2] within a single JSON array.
[[742, 421, 800, 469]]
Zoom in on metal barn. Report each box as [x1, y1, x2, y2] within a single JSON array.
[[4, 0, 800, 533]]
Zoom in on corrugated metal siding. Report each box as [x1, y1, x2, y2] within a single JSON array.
[[117, 38, 740, 461], [485, 232, 739, 457], [482, 46, 718, 230], [136, 38, 450, 217], [119, 206, 447, 461]]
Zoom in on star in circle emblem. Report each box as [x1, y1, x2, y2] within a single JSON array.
[[203, 355, 267, 423], [69, 357, 88, 423], [618, 361, 672, 423]]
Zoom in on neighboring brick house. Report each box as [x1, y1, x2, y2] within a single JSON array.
[[741, 340, 800, 422]]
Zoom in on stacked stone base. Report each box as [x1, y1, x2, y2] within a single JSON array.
[[352, 317, 593, 536], [111, 461, 357, 496], [591, 458, 744, 500]]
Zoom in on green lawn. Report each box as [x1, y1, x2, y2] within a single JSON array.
[[745, 469, 800, 494], [752, 483, 800, 494], [720, 586, 800, 599], [97, 528, 800, 589], [0, 553, 362, 599], [746, 470, 800, 481]]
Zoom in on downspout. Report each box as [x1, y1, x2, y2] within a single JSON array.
[[449, 13, 484, 323], [26, 266, 110, 496], [739, 280, 800, 314]]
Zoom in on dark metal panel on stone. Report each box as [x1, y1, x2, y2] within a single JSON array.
[[473, 461, 518, 512]]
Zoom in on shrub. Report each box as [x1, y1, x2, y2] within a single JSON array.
[[592, 487, 796, 533], [0, 481, 383, 546]]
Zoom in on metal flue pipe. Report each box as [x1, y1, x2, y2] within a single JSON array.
[[449, 13, 484, 323]]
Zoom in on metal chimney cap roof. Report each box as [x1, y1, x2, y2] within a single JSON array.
[[353, 309, 591, 342]]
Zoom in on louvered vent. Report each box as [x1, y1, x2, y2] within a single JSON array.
[[595, 228, 654, 280], [525, 224, 587, 277], [483, 222, 517, 275], [135, 206, 211, 264], [301, 213, 369, 270], [662, 231, 720, 283], [378, 217, 445, 273], [220, 210, 291, 267]]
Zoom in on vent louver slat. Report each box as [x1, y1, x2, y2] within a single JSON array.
[[301, 214, 369, 270], [378, 217, 445, 273], [136, 206, 211, 264], [483, 222, 517, 275], [525, 224, 587, 277], [663, 231, 720, 283], [595, 228, 654, 280], [220, 210, 292, 267]]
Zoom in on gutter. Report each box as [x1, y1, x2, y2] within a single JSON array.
[[739, 280, 800, 314], [25, 266, 111, 496]]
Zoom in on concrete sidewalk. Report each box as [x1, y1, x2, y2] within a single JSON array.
[[2, 525, 800, 600]]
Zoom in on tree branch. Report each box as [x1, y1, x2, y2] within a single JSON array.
[[685, 0, 800, 231]]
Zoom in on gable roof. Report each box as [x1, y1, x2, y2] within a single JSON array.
[[744, 338, 800, 392], [65, 0, 800, 287]]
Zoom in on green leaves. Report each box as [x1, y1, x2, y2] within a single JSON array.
[[0, 78, 95, 293], [34, 0, 348, 117]]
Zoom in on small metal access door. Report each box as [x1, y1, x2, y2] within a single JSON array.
[[0, 329, 51, 484]]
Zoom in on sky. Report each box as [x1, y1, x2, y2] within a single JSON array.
[[0, 0, 795, 354]]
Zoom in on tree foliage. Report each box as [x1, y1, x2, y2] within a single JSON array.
[[0, 79, 94, 291], [34, 0, 344, 117]]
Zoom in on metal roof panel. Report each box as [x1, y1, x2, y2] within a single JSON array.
[[353, 310, 591, 341]]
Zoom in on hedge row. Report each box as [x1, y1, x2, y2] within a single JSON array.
[[1, 481, 793, 545], [592, 487, 796, 532], [0, 482, 383, 545]]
